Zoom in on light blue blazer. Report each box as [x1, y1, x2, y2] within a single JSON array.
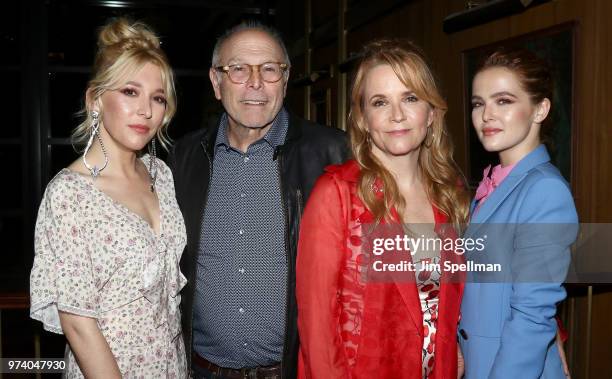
[[459, 145, 578, 379]]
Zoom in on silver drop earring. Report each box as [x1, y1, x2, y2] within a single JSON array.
[[82, 110, 109, 179], [148, 137, 158, 192]]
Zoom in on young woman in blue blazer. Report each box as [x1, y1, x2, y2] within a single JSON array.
[[458, 49, 578, 378]]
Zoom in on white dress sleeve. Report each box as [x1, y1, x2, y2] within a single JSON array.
[[30, 173, 98, 334]]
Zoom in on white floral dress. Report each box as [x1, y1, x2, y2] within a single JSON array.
[[30, 156, 188, 378]]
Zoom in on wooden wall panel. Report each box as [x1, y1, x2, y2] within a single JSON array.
[[509, 3, 556, 35], [590, 288, 612, 377], [286, 54, 306, 115], [346, 2, 427, 56], [565, 287, 591, 378], [428, 2, 470, 169], [312, 0, 337, 27], [311, 42, 336, 71], [276, 0, 306, 44], [311, 43, 338, 127], [592, 0, 612, 223]]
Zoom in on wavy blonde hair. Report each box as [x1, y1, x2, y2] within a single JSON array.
[[348, 39, 470, 229], [73, 17, 176, 151]]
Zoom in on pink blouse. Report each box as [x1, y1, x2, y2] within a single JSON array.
[[473, 163, 516, 215]]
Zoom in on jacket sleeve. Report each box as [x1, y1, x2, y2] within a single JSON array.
[[166, 142, 178, 178], [489, 177, 578, 378], [334, 134, 351, 165], [296, 173, 350, 379]]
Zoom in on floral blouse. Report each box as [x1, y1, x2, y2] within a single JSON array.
[[30, 155, 188, 378]]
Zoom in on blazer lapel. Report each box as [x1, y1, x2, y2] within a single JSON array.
[[382, 208, 424, 334], [469, 172, 526, 226], [466, 145, 551, 238], [394, 281, 424, 335], [438, 212, 464, 337]]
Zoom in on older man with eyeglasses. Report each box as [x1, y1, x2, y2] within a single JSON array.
[[168, 21, 349, 379]]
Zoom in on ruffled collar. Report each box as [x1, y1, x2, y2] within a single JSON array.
[[474, 163, 516, 203], [140, 234, 187, 338], [138, 164, 187, 338]]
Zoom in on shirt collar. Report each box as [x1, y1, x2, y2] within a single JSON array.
[[490, 162, 516, 185], [215, 108, 289, 150]]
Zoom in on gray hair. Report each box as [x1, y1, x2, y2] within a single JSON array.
[[211, 20, 291, 68]]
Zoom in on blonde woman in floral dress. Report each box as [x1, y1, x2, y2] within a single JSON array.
[[30, 18, 187, 378]]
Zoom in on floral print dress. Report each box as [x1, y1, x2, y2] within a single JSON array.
[[415, 256, 442, 378], [30, 156, 188, 378]]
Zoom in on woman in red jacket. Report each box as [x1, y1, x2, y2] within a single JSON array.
[[296, 39, 470, 379]]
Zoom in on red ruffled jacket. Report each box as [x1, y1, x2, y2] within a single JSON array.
[[296, 160, 464, 379]]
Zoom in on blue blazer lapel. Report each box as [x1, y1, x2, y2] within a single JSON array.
[[469, 198, 478, 215], [469, 173, 526, 225], [467, 145, 551, 237]]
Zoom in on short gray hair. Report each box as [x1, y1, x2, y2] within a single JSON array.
[[211, 20, 291, 68]]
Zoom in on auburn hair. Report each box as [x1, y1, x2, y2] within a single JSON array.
[[348, 39, 470, 229]]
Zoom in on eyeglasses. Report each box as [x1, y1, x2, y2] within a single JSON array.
[[214, 62, 289, 84]]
